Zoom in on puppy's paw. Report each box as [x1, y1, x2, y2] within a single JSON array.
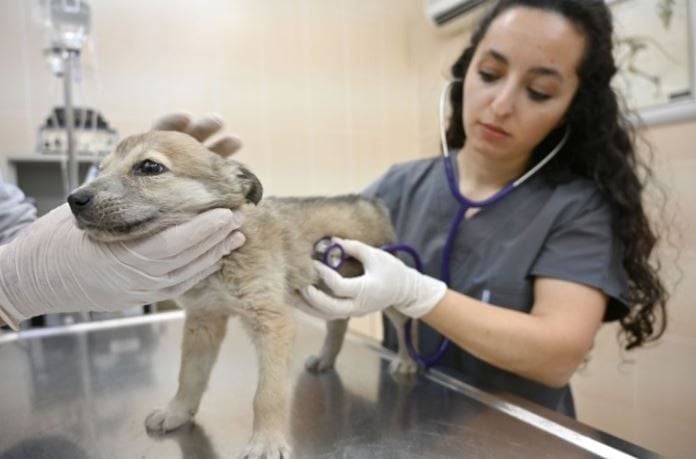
[[144, 405, 193, 433], [240, 431, 291, 459], [304, 354, 335, 373], [389, 356, 419, 375]]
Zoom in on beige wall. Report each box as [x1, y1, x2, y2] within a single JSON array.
[[0, 0, 432, 337], [0, 0, 429, 193], [1, 1, 695, 458]]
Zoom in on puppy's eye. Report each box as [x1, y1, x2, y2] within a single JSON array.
[[134, 159, 167, 176]]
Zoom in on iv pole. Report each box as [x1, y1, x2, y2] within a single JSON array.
[[61, 47, 79, 193], [41, 0, 91, 195], [41, 0, 91, 325]]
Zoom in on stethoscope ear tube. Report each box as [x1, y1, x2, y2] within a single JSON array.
[[513, 126, 570, 187], [439, 79, 460, 159]]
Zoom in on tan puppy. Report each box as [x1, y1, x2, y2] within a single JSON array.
[[67, 131, 417, 458]]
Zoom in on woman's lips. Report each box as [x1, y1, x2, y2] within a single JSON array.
[[478, 122, 511, 141]]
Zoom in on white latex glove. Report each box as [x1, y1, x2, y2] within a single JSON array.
[[0, 204, 245, 330], [299, 238, 447, 320]]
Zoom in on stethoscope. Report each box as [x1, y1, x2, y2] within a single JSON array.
[[403, 80, 570, 367], [315, 80, 570, 368]]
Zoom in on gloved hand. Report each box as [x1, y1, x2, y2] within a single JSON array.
[[299, 238, 447, 320], [0, 204, 245, 330], [152, 112, 243, 157]]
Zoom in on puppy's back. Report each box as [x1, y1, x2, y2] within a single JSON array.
[[264, 195, 395, 247], [235, 195, 395, 292]]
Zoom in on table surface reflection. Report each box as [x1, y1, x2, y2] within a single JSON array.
[[0, 312, 662, 459]]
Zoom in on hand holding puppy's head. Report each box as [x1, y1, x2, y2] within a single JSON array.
[[68, 130, 261, 241]]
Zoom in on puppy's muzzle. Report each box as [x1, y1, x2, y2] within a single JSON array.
[[67, 189, 94, 216]]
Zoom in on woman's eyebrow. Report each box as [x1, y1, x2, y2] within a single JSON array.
[[484, 48, 509, 65], [530, 67, 564, 82], [483, 48, 564, 82]]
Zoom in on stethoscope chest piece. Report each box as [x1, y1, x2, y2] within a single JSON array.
[[313, 237, 346, 270]]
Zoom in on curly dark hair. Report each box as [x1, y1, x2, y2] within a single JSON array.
[[446, 0, 667, 350]]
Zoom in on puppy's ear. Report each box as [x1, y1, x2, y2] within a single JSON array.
[[238, 166, 263, 204]]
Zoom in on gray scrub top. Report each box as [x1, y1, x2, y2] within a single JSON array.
[[0, 175, 36, 245], [363, 155, 630, 417]]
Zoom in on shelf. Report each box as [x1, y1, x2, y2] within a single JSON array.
[[7, 154, 101, 164]]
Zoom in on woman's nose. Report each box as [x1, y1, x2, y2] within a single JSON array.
[[490, 84, 516, 118]]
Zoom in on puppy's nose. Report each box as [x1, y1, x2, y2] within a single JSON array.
[[67, 190, 93, 215]]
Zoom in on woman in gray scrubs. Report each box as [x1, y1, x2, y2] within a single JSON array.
[[301, 0, 668, 417]]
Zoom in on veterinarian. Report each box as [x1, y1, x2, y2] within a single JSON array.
[[299, 0, 668, 417], [0, 116, 246, 331]]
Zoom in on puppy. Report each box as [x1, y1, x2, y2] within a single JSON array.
[[67, 131, 418, 458]]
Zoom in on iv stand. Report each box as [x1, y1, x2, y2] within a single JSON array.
[[60, 47, 88, 324], [39, 0, 92, 327], [61, 48, 79, 194]]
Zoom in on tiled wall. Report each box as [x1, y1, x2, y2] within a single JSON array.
[[1, 1, 694, 458]]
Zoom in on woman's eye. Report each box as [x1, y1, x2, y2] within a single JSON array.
[[528, 88, 551, 102], [134, 159, 167, 176], [478, 70, 498, 83]]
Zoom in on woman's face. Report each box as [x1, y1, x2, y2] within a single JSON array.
[[463, 7, 586, 163]]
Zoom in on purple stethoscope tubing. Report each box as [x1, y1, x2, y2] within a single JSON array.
[[401, 163, 516, 368], [400, 80, 571, 368]]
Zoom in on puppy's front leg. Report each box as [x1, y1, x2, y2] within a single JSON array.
[[305, 318, 349, 372], [240, 309, 295, 459], [145, 312, 229, 433]]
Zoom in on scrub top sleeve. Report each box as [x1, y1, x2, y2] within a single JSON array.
[[361, 176, 383, 200], [0, 178, 37, 246], [360, 164, 405, 213], [361, 164, 402, 198], [529, 195, 630, 321]]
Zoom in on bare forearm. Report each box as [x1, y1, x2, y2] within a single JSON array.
[[420, 290, 588, 387]]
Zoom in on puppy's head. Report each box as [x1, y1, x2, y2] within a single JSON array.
[[68, 130, 262, 241]]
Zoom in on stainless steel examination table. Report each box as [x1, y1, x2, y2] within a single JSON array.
[[0, 313, 662, 459]]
